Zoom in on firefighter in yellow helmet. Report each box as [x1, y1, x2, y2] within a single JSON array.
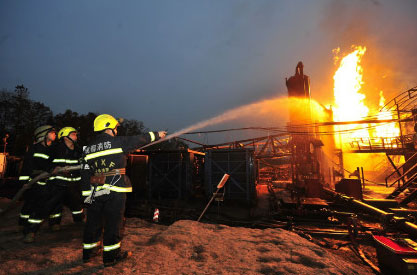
[[46, 127, 84, 230], [21, 125, 56, 242], [81, 114, 166, 266]]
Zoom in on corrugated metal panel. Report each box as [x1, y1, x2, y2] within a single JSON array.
[[205, 149, 256, 202], [126, 154, 148, 200], [148, 151, 193, 200]]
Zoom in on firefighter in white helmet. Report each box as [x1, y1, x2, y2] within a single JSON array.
[[81, 114, 166, 266], [47, 127, 84, 230], [21, 125, 57, 242]]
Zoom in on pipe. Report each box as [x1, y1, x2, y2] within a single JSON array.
[[324, 187, 417, 238], [323, 188, 393, 221]]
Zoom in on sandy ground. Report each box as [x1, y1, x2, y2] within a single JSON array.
[[0, 198, 375, 275]]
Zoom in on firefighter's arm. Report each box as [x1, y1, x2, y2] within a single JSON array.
[[49, 146, 60, 175], [18, 150, 34, 184], [80, 155, 93, 198], [122, 131, 167, 152]]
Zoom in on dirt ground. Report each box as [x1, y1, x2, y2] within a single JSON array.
[[0, 198, 375, 275]]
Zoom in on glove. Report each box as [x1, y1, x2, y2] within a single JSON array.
[[158, 131, 167, 139]]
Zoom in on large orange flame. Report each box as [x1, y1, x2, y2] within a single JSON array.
[[333, 46, 368, 147], [332, 45, 400, 150], [331, 46, 402, 176]]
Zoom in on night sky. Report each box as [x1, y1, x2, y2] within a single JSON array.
[[1, 0, 416, 144]]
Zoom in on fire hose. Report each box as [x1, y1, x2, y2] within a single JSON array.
[[1, 132, 173, 217], [0, 165, 82, 216]]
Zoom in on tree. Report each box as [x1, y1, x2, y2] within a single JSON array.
[[0, 85, 53, 155], [0, 84, 186, 154], [0, 89, 14, 133], [53, 110, 96, 145], [118, 119, 145, 136]]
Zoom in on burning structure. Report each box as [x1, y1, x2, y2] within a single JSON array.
[[285, 61, 330, 196], [279, 48, 417, 273], [125, 47, 417, 273], [2, 46, 417, 274]]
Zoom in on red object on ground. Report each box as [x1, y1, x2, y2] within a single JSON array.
[[373, 235, 417, 255], [153, 208, 159, 222]]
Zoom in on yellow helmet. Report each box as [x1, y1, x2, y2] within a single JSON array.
[[58, 127, 77, 139], [94, 114, 119, 132]]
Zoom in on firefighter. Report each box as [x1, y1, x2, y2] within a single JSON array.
[[19, 125, 56, 239], [81, 114, 166, 266], [47, 127, 84, 230]]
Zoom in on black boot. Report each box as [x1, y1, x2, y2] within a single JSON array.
[[103, 251, 131, 267], [23, 232, 35, 243], [83, 246, 102, 263]]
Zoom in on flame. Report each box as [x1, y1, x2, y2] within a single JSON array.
[[333, 46, 368, 147], [375, 91, 400, 137], [331, 46, 403, 176]]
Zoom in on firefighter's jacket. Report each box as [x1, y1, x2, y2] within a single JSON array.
[[81, 132, 160, 197], [49, 141, 82, 186], [18, 142, 54, 186]]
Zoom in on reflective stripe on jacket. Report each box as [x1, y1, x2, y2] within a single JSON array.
[[19, 142, 54, 185], [49, 141, 82, 186], [81, 132, 159, 195]]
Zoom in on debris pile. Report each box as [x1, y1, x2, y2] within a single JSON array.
[[0, 198, 373, 274]]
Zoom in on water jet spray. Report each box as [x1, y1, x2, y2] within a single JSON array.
[[138, 96, 291, 150]]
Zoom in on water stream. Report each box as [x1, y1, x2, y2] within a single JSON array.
[[138, 95, 323, 149]]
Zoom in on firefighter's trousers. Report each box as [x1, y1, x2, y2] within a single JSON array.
[[23, 184, 66, 234], [19, 185, 44, 226], [49, 184, 84, 225], [83, 191, 126, 263]]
